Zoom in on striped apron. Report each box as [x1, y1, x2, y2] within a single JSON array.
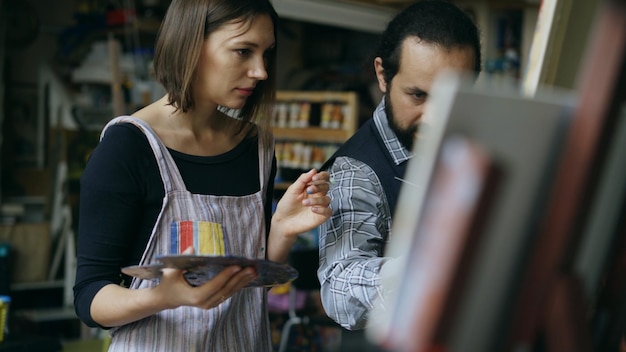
[[102, 116, 274, 352]]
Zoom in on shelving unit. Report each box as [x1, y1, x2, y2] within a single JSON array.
[[272, 90, 358, 191], [8, 161, 76, 324], [269, 91, 358, 349], [273, 90, 358, 142], [0, 65, 81, 345]]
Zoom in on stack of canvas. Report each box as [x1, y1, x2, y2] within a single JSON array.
[[368, 72, 576, 352], [367, 1, 626, 349]]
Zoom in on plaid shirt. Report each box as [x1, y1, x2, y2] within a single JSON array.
[[318, 99, 412, 330]]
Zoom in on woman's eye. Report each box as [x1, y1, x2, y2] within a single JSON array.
[[236, 49, 252, 56]]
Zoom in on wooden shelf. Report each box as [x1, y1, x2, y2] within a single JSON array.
[[275, 90, 358, 138], [272, 90, 358, 179], [272, 127, 351, 144], [11, 280, 64, 291], [274, 182, 292, 191], [14, 307, 77, 323]]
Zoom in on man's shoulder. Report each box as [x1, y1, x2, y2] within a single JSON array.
[[337, 119, 380, 154], [321, 119, 379, 171]]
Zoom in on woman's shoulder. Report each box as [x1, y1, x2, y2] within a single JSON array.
[[101, 120, 149, 144], [96, 121, 156, 165], [84, 121, 156, 185]]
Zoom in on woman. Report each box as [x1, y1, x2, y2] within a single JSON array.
[[73, 0, 331, 350]]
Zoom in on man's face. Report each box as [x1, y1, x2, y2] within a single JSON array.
[[374, 38, 476, 151]]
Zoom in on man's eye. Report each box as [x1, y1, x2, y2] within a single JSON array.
[[413, 92, 428, 101]]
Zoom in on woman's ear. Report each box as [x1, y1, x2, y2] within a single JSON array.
[[374, 57, 388, 94]]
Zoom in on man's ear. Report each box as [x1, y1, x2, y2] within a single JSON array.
[[374, 57, 387, 94]]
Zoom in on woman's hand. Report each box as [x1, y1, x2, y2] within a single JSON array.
[[153, 246, 257, 310], [90, 246, 258, 327], [273, 169, 332, 235], [267, 169, 332, 262]]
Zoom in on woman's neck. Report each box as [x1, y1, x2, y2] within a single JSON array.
[[133, 95, 250, 156]]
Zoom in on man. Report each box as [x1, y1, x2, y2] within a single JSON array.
[[318, 0, 482, 332]]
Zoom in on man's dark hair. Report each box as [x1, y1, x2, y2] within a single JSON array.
[[375, 0, 482, 84]]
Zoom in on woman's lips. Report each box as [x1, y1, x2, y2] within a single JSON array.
[[236, 88, 254, 97]]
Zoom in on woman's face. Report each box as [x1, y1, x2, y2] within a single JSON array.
[[194, 14, 275, 111]]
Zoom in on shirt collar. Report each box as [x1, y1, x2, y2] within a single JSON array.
[[372, 98, 413, 165]]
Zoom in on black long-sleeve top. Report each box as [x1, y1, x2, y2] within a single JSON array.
[[73, 123, 276, 328]]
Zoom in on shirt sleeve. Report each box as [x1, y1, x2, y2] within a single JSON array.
[[73, 124, 160, 328], [317, 156, 392, 330]]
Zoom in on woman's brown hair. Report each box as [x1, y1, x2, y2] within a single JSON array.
[[153, 0, 278, 131]]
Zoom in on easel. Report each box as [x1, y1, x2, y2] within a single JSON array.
[[506, 0, 626, 350]]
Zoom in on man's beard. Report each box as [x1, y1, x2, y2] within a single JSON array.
[[384, 93, 417, 152]]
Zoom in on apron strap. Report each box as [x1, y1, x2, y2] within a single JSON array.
[[256, 126, 275, 203], [101, 116, 187, 192]]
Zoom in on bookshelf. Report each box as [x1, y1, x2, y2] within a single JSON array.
[[272, 90, 358, 190], [273, 90, 357, 142], [269, 91, 358, 350]]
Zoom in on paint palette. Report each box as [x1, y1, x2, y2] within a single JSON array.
[[121, 255, 299, 287]]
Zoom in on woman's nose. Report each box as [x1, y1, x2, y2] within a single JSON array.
[[249, 58, 268, 80]]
